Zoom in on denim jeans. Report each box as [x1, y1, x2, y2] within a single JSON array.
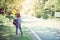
[[16, 24, 23, 36]]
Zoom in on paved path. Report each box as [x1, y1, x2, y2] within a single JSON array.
[[21, 14, 60, 40]]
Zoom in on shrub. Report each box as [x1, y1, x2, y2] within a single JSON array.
[[36, 14, 41, 18], [42, 14, 49, 19], [0, 14, 5, 23]]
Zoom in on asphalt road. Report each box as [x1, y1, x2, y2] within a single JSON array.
[[21, 14, 60, 40], [31, 27, 60, 40]]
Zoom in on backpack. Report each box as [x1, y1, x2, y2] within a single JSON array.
[[13, 19, 18, 26]]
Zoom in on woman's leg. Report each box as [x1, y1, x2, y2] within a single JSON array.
[[16, 26, 18, 35], [19, 24, 23, 35]]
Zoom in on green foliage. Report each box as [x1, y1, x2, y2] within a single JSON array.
[[0, 14, 13, 25], [6, 15, 14, 20], [32, 0, 60, 19], [0, 0, 5, 7], [0, 24, 32, 40], [56, 9, 60, 12], [0, 18, 31, 40], [36, 14, 41, 18], [0, 14, 31, 40], [0, 0, 60, 19], [0, 14, 6, 23], [0, 0, 24, 15], [41, 12, 49, 19]]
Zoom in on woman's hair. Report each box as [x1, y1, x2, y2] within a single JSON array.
[[15, 13, 21, 18]]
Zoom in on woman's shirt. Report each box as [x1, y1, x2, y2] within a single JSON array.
[[18, 17, 21, 24], [17, 17, 22, 26], [14, 17, 22, 26]]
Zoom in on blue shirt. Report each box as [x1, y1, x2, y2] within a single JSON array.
[[17, 17, 22, 26]]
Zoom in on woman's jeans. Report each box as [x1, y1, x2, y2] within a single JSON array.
[[16, 24, 23, 36]]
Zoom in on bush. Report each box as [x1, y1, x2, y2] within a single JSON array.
[[0, 14, 13, 24], [6, 15, 14, 20], [36, 14, 41, 18], [42, 14, 49, 19], [56, 10, 60, 12], [0, 14, 6, 23]]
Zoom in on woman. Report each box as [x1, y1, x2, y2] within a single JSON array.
[[13, 13, 23, 36]]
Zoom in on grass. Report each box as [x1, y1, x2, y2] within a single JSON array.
[[0, 24, 32, 40], [0, 15, 32, 40]]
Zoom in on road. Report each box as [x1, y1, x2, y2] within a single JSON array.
[[21, 14, 60, 40]]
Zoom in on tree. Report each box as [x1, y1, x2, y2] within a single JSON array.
[[0, 0, 24, 15]]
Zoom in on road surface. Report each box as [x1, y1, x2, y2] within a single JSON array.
[[21, 14, 60, 40]]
